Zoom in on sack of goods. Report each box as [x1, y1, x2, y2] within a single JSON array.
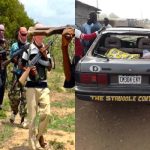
[[105, 48, 140, 59]]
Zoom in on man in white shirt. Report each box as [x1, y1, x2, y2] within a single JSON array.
[[103, 17, 112, 28]]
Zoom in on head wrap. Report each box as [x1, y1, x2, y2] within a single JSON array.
[[33, 23, 45, 47], [18, 27, 28, 44], [0, 24, 5, 43], [0, 24, 5, 31]]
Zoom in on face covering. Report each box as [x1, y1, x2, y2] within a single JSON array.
[[18, 27, 28, 44]]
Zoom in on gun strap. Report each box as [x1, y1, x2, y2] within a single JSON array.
[[27, 44, 32, 65]]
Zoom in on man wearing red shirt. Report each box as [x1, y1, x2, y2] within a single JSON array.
[[74, 28, 98, 65]]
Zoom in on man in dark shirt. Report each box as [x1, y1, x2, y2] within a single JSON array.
[[0, 24, 7, 110], [80, 11, 102, 55]]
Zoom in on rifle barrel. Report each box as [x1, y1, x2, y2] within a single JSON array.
[[11, 43, 30, 58], [2, 59, 11, 67]]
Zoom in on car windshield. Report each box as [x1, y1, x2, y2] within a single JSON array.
[[93, 33, 150, 60]]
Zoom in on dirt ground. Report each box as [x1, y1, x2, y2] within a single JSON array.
[[76, 98, 150, 150], [0, 91, 75, 150]]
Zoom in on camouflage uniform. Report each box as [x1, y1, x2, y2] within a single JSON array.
[[9, 41, 29, 124], [8, 73, 27, 122], [9, 27, 28, 124]]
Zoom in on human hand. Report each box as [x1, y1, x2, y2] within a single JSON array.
[[75, 29, 82, 38], [40, 47, 47, 58], [30, 66, 37, 76], [95, 27, 106, 36], [97, 26, 106, 34], [62, 27, 74, 47], [12, 57, 18, 64]]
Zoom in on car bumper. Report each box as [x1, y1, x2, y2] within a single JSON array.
[[75, 90, 150, 102]]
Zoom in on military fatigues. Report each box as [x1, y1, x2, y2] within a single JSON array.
[[8, 76, 27, 121], [21, 42, 51, 149], [8, 41, 28, 122]]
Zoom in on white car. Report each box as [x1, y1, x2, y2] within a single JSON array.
[[75, 27, 150, 102]]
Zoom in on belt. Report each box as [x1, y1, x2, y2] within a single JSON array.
[[26, 81, 48, 88]]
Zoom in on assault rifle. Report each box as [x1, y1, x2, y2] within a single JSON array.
[[2, 43, 30, 67], [27, 25, 74, 36], [19, 41, 52, 85]]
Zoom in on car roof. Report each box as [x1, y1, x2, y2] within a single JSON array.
[[102, 27, 150, 35]]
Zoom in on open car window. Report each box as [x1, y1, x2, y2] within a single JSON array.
[[93, 32, 150, 59]]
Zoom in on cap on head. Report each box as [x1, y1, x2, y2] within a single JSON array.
[[18, 27, 28, 44]]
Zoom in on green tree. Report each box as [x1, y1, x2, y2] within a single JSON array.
[[109, 13, 119, 19], [0, 0, 34, 40]]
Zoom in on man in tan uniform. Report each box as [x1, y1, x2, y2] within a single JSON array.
[[21, 23, 52, 150]]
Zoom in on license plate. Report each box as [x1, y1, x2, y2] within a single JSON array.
[[118, 75, 141, 84]]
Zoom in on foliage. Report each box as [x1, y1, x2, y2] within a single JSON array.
[[0, 0, 34, 40], [49, 113, 75, 132], [0, 98, 13, 145], [0, 110, 7, 119], [98, 12, 119, 20], [51, 99, 75, 108], [45, 35, 74, 69], [49, 139, 65, 150], [0, 125, 13, 145], [0, 97, 10, 119], [45, 35, 75, 91], [109, 13, 119, 19]]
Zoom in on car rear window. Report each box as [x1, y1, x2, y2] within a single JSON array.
[[93, 34, 150, 59]]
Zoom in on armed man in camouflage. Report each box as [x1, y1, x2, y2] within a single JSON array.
[[8, 27, 29, 128]]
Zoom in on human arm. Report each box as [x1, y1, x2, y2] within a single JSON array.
[[75, 29, 97, 41]]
